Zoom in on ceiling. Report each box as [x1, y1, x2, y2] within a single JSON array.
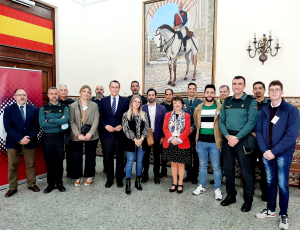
[[71, 0, 108, 6]]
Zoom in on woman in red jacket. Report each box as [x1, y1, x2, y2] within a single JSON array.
[[162, 96, 191, 194]]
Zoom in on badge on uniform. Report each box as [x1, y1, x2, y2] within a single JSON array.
[[241, 104, 244, 107], [271, 116, 279, 124]]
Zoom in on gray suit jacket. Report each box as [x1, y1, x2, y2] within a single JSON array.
[[69, 100, 99, 141]]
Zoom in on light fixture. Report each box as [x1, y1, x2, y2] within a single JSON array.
[[11, 0, 35, 7], [246, 32, 281, 65]]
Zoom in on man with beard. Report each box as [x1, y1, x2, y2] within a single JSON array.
[[4, 89, 40, 197], [142, 88, 166, 184], [252, 81, 270, 202], [91, 85, 105, 171], [192, 85, 223, 200], [183, 83, 202, 184], [159, 88, 174, 178], [39, 87, 69, 193], [127, 81, 148, 105], [58, 84, 74, 178], [91, 85, 105, 108]]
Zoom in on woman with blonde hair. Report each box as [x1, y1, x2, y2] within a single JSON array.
[[69, 85, 99, 186], [122, 95, 149, 195]]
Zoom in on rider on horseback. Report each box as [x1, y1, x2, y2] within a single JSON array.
[[173, 3, 188, 51]]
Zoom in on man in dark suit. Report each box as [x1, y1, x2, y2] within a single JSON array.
[[3, 89, 40, 197], [100, 80, 130, 188], [142, 88, 166, 184]]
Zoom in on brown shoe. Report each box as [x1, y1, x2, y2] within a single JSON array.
[[5, 189, 17, 198], [28, 185, 40, 192]]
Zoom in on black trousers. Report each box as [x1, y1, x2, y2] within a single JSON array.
[[252, 144, 268, 197], [102, 138, 124, 182], [143, 139, 162, 177], [222, 135, 254, 203], [185, 131, 199, 180], [65, 140, 73, 178], [42, 135, 64, 185], [71, 139, 98, 179]]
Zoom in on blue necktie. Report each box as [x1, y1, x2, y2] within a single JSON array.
[[112, 97, 116, 115], [20, 105, 25, 122]]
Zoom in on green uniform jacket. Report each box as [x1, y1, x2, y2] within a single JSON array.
[[183, 98, 203, 128], [219, 93, 257, 140], [39, 102, 69, 133]]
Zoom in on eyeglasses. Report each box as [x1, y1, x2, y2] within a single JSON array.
[[14, 94, 27, 97], [269, 89, 281, 93], [133, 101, 141, 104]]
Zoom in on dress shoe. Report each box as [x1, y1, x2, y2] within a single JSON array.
[[169, 184, 178, 193], [183, 177, 192, 183], [241, 202, 252, 212], [56, 184, 66, 192], [221, 196, 236, 206], [159, 171, 167, 178], [135, 176, 142, 191], [74, 178, 82, 187], [192, 178, 198, 184], [154, 176, 160, 184], [141, 174, 149, 183], [125, 178, 131, 195], [177, 185, 183, 194], [84, 177, 92, 186], [43, 184, 56, 194], [28, 185, 40, 192], [105, 181, 113, 188], [5, 189, 17, 198], [117, 180, 123, 188]]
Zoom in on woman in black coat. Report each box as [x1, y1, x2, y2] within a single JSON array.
[[122, 95, 149, 195]]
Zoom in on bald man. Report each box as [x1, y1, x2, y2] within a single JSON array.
[[90, 85, 105, 172]]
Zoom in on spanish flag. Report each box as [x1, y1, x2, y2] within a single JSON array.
[[0, 4, 53, 54]]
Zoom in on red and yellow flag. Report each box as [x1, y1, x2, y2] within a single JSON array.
[[0, 4, 53, 54]]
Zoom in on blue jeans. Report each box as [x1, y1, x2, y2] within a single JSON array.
[[126, 148, 145, 178], [196, 141, 221, 190], [263, 154, 293, 216]]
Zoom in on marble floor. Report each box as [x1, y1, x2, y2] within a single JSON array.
[[0, 157, 300, 230]]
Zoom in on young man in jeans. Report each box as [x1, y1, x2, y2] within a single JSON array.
[[255, 80, 300, 230], [192, 85, 223, 200]]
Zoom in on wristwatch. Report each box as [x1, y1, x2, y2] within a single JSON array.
[[225, 135, 230, 139]]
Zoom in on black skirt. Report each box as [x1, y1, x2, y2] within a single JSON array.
[[162, 143, 191, 164]]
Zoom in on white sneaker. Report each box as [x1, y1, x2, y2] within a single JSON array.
[[193, 184, 206, 195], [279, 215, 289, 229], [214, 188, 222, 200], [255, 208, 277, 219]]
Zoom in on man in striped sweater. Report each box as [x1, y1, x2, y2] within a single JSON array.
[[192, 85, 223, 200]]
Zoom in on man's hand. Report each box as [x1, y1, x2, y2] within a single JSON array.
[[84, 133, 93, 141], [105, 125, 114, 132], [114, 125, 123, 132], [252, 132, 256, 138], [263, 150, 275, 160], [189, 127, 194, 134], [227, 135, 239, 147], [171, 138, 179, 145], [19, 136, 30, 145], [136, 139, 143, 147], [160, 137, 165, 145], [174, 26, 179, 30], [78, 134, 85, 141], [61, 116, 65, 119]]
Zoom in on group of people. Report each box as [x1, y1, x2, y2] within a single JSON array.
[[3, 77, 299, 230]]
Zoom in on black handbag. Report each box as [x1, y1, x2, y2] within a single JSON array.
[[243, 133, 257, 154], [78, 103, 91, 135]]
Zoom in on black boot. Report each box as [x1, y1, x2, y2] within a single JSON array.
[[125, 178, 131, 195], [135, 176, 143, 191]]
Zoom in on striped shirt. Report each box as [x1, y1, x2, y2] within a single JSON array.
[[198, 102, 217, 143]]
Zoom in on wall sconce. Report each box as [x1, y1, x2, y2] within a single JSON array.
[[246, 32, 281, 65]]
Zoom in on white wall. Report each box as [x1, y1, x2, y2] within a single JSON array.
[[39, 0, 300, 97]]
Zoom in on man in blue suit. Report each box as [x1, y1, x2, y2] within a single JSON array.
[[100, 80, 130, 188], [142, 88, 166, 184], [3, 89, 40, 197]]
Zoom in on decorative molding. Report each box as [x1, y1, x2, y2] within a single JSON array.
[[71, 0, 108, 6]]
